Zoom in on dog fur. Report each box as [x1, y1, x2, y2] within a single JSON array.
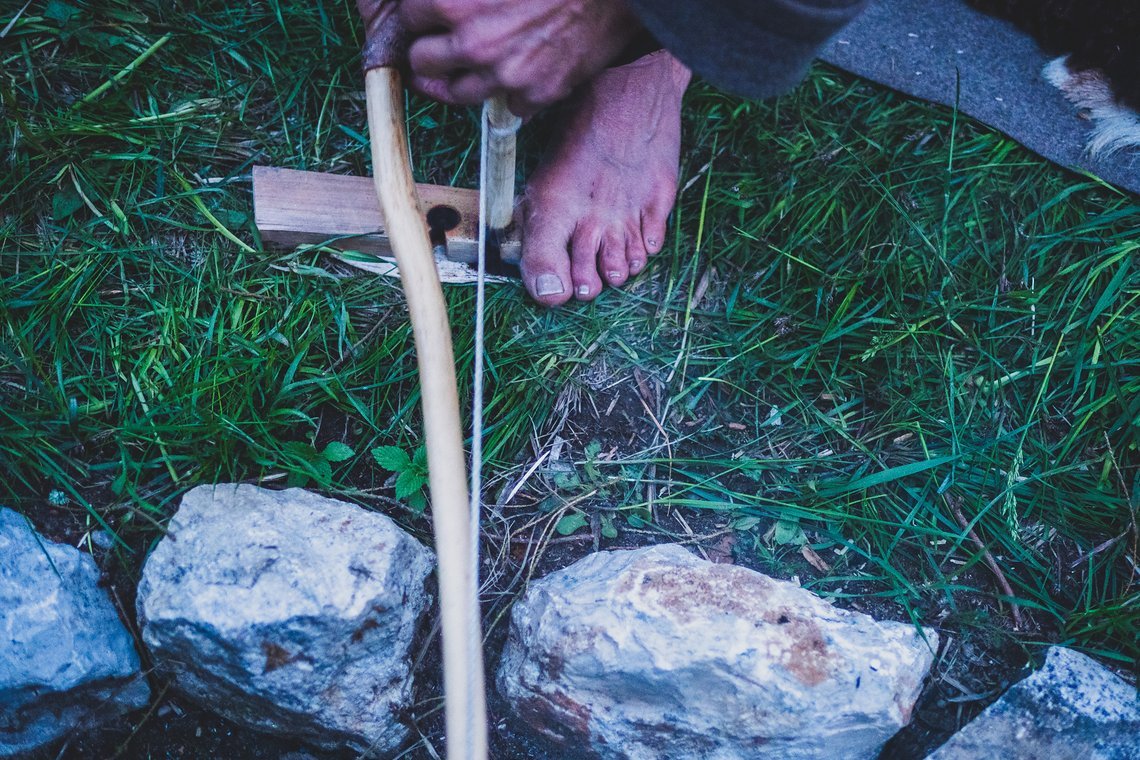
[[969, 0, 1140, 153], [1043, 56, 1140, 155]]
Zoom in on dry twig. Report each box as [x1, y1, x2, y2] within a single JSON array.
[[944, 494, 1025, 630]]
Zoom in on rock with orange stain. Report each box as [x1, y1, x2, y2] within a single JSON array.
[[498, 544, 936, 759]]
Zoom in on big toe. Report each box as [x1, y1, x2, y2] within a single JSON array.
[[520, 209, 574, 307]]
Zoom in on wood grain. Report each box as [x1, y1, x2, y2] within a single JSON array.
[[365, 67, 488, 760], [483, 96, 522, 232], [253, 165, 522, 264]]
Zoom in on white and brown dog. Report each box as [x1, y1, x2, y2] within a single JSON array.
[[970, 0, 1140, 154]]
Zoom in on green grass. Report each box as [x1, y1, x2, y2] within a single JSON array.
[[3, 0, 1138, 707]]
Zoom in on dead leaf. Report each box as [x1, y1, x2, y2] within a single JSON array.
[[801, 544, 832, 573], [633, 368, 655, 406], [692, 266, 716, 309], [708, 533, 738, 565]]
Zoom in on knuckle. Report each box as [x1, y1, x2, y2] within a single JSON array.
[[435, 0, 463, 23], [495, 63, 525, 90], [452, 31, 486, 63]]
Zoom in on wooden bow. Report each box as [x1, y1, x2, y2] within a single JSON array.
[[360, 4, 488, 757]]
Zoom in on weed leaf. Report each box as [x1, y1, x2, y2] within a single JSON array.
[[372, 446, 410, 471], [322, 442, 355, 463], [395, 468, 427, 500], [773, 519, 807, 546], [556, 512, 589, 536]]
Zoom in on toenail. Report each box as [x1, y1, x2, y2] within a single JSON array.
[[577, 285, 591, 297], [646, 239, 659, 249], [607, 271, 622, 282], [630, 259, 644, 272], [535, 274, 565, 297]]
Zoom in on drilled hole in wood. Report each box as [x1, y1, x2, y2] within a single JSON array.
[[427, 205, 462, 256], [427, 205, 462, 232]]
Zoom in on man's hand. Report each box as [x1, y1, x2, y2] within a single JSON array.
[[396, 0, 639, 116]]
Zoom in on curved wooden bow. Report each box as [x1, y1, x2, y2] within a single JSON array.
[[359, 3, 488, 757]]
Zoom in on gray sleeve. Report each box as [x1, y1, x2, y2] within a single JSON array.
[[624, 0, 868, 99]]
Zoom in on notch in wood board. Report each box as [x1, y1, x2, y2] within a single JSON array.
[[252, 166, 522, 265]]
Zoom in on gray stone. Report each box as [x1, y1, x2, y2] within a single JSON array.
[[498, 544, 937, 760], [926, 646, 1140, 760], [137, 485, 433, 754], [1, 507, 149, 757]]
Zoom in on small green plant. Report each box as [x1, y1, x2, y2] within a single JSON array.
[[371, 445, 430, 514], [548, 440, 610, 493], [552, 441, 621, 538], [767, 518, 808, 547], [276, 441, 356, 488], [554, 510, 619, 539]]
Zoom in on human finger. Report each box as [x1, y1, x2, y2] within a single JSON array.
[[407, 33, 486, 79], [399, 0, 455, 34], [407, 69, 496, 106], [505, 91, 542, 120], [441, 70, 498, 105], [506, 73, 575, 117], [409, 75, 466, 105]]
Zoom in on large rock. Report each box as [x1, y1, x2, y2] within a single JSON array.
[[498, 544, 936, 759], [137, 485, 433, 754], [926, 646, 1140, 759], [1, 507, 149, 756]]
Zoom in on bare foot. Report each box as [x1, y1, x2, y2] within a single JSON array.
[[521, 50, 691, 306]]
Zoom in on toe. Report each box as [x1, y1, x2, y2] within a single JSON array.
[[520, 209, 574, 307], [625, 224, 649, 276], [570, 225, 605, 301], [640, 200, 671, 258], [598, 227, 630, 287]]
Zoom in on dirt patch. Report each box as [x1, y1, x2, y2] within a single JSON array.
[[40, 700, 352, 760]]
